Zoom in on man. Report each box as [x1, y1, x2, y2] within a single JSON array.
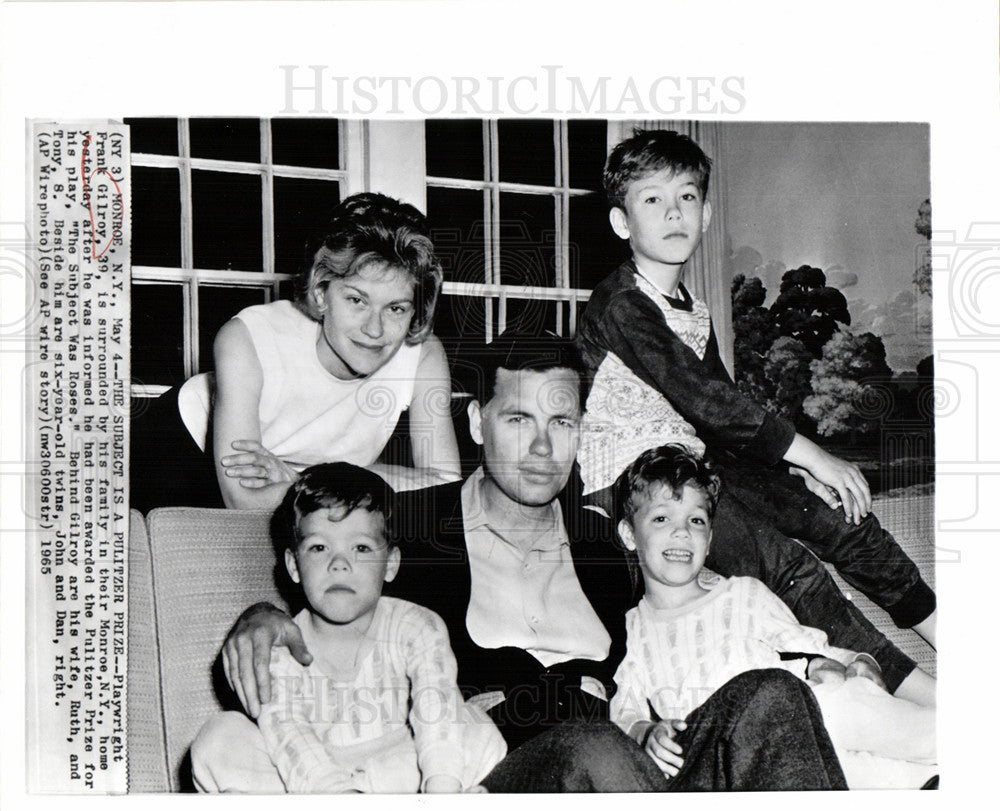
[[195, 333, 846, 792]]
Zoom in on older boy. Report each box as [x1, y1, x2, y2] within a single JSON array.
[[576, 130, 935, 703], [213, 332, 847, 791]]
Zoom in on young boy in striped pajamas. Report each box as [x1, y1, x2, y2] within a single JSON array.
[[193, 462, 504, 793]]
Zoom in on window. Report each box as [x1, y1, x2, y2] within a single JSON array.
[[127, 118, 650, 396], [126, 117, 354, 395], [424, 120, 623, 358]]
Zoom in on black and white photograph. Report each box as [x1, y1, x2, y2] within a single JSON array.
[[120, 117, 938, 794], [2, 0, 997, 805]]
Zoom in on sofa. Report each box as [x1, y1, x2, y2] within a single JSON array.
[[125, 495, 936, 792], [127, 507, 286, 792]]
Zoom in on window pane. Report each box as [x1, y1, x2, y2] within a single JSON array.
[[568, 192, 627, 289], [273, 176, 341, 275], [425, 120, 484, 180], [568, 120, 608, 191], [197, 286, 269, 373], [131, 166, 181, 267], [497, 192, 555, 287], [502, 297, 560, 337], [131, 283, 185, 386], [271, 118, 340, 169], [426, 186, 488, 284], [433, 293, 492, 367], [125, 117, 178, 155], [189, 118, 260, 163], [497, 120, 555, 186], [192, 170, 263, 271]]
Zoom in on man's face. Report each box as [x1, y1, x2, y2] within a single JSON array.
[[470, 367, 582, 508], [610, 167, 712, 271]]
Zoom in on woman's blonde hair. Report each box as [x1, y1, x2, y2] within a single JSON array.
[[295, 193, 443, 344]]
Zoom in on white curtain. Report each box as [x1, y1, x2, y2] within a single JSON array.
[[607, 121, 734, 373]]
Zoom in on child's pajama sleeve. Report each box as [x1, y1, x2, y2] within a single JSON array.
[[750, 579, 862, 667], [610, 643, 653, 742], [400, 607, 473, 790], [256, 653, 354, 793]]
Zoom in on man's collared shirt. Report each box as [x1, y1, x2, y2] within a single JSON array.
[[461, 467, 612, 678]]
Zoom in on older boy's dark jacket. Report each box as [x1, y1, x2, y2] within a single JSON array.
[[577, 260, 796, 465], [385, 473, 633, 750]]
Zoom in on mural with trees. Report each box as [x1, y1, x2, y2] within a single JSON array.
[[730, 199, 934, 455]]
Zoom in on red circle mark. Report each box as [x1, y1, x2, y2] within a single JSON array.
[[81, 134, 124, 260]]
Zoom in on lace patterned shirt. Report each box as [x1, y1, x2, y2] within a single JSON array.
[[610, 576, 856, 733], [576, 262, 796, 494]]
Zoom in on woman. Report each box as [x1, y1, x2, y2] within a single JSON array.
[[132, 193, 460, 512]]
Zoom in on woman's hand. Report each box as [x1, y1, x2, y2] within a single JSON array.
[[221, 439, 297, 489], [213, 319, 292, 510]]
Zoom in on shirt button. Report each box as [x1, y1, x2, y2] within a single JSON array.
[[530, 616, 540, 624]]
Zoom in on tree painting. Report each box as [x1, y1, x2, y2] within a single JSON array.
[[803, 330, 894, 437]]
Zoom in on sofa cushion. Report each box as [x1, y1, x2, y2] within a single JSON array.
[[142, 507, 286, 791]]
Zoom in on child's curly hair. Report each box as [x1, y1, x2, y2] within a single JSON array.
[[614, 443, 721, 526], [612, 445, 721, 596]]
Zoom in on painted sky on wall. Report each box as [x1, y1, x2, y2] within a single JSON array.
[[722, 122, 931, 372]]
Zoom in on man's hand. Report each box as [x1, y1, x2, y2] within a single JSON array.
[[221, 603, 311, 718], [644, 719, 687, 777], [845, 656, 887, 691], [806, 656, 847, 686], [221, 440, 297, 490]]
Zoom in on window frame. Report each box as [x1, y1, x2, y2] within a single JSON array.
[[425, 119, 600, 342], [130, 118, 365, 396], [129, 118, 729, 395]]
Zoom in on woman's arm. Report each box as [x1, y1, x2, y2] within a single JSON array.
[[212, 319, 297, 510], [367, 335, 461, 492]]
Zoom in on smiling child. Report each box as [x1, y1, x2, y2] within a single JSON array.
[[609, 445, 936, 789]]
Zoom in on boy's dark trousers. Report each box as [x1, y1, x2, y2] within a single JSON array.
[[720, 461, 934, 628], [481, 670, 846, 792], [707, 465, 928, 693]]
